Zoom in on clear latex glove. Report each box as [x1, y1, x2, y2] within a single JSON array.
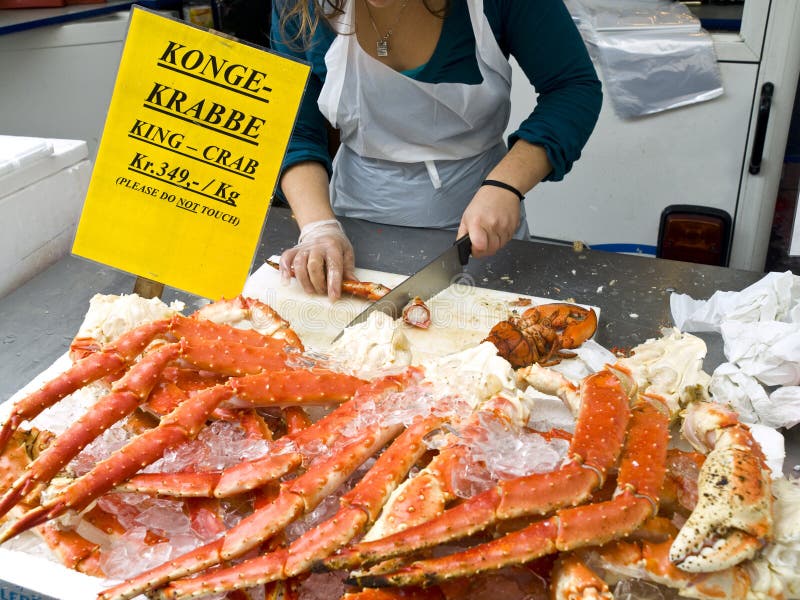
[[457, 187, 520, 258], [279, 219, 356, 299]]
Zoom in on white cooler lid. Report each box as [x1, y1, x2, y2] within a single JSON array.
[[0, 135, 89, 198]]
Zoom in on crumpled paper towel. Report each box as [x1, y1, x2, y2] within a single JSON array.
[[671, 270, 800, 332], [710, 364, 800, 429], [720, 320, 800, 386], [671, 271, 800, 430]]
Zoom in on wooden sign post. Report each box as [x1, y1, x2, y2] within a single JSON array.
[[72, 7, 309, 299]]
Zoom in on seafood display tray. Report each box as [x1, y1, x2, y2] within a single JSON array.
[[0, 265, 596, 600], [1, 206, 795, 600]]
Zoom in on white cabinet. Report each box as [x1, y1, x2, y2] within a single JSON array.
[[512, 0, 800, 271], [0, 10, 134, 160]]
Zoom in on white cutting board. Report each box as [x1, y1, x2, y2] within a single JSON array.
[[243, 259, 594, 363]]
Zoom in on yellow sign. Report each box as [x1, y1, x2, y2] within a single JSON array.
[[72, 7, 309, 300]]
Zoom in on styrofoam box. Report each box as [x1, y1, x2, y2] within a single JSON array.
[[0, 136, 92, 298]]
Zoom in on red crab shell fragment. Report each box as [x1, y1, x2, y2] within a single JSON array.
[[401, 297, 431, 329]]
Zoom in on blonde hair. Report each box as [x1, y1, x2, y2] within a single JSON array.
[[277, 0, 450, 49]]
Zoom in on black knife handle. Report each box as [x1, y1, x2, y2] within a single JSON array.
[[455, 235, 472, 266]]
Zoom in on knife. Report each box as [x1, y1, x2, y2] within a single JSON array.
[[335, 234, 472, 339]]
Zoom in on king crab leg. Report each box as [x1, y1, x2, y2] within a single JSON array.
[[0, 295, 305, 457], [325, 367, 634, 572], [0, 366, 368, 542], [209, 370, 420, 498], [152, 415, 446, 600], [0, 342, 182, 521], [95, 373, 415, 600], [349, 391, 669, 588], [265, 259, 391, 302], [0, 319, 171, 454]]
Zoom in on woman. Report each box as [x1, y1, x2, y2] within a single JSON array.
[[273, 0, 601, 298]]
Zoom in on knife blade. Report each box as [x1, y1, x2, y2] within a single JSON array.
[[334, 235, 472, 339]]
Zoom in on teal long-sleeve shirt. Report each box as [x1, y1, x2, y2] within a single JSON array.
[[271, 0, 602, 183]]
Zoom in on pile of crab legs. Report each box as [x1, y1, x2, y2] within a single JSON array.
[[0, 294, 779, 600]]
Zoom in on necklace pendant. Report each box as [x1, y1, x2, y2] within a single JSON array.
[[376, 39, 389, 57]]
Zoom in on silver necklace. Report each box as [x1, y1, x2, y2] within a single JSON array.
[[363, 0, 410, 57]]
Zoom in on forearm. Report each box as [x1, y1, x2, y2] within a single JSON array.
[[280, 161, 335, 228], [485, 139, 552, 197]]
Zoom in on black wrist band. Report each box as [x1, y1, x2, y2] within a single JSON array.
[[481, 179, 525, 202]]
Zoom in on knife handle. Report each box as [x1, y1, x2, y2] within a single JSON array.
[[455, 235, 472, 266]]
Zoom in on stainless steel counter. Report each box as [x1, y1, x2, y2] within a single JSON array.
[[1, 206, 797, 476]]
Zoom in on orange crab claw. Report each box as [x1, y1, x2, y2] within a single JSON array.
[[587, 536, 752, 600], [669, 402, 774, 573]]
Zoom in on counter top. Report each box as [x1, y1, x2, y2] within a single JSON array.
[[0, 0, 175, 35], [0, 206, 797, 475], [0, 0, 130, 34]]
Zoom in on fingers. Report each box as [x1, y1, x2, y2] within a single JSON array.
[[462, 216, 515, 258], [278, 248, 297, 285], [324, 246, 344, 300], [306, 251, 328, 296], [291, 250, 319, 296], [461, 190, 520, 257]]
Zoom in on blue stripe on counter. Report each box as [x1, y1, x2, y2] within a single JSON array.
[[590, 243, 657, 256]]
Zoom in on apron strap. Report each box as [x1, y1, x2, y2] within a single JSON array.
[[425, 160, 442, 189]]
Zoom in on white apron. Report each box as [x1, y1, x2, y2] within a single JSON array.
[[318, 0, 529, 235]]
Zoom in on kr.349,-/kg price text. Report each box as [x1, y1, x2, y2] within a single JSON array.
[[128, 151, 239, 206]]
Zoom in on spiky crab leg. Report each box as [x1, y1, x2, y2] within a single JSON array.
[[0, 319, 171, 454], [326, 368, 633, 572], [212, 371, 419, 497], [350, 392, 669, 588], [358, 393, 537, 547], [0, 343, 181, 521], [0, 382, 235, 543], [0, 295, 302, 456], [98, 425, 403, 600], [225, 370, 367, 408], [190, 295, 305, 350], [669, 401, 773, 572], [153, 416, 445, 600], [97, 373, 415, 600]]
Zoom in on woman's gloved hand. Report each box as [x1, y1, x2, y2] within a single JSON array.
[[279, 219, 356, 299]]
